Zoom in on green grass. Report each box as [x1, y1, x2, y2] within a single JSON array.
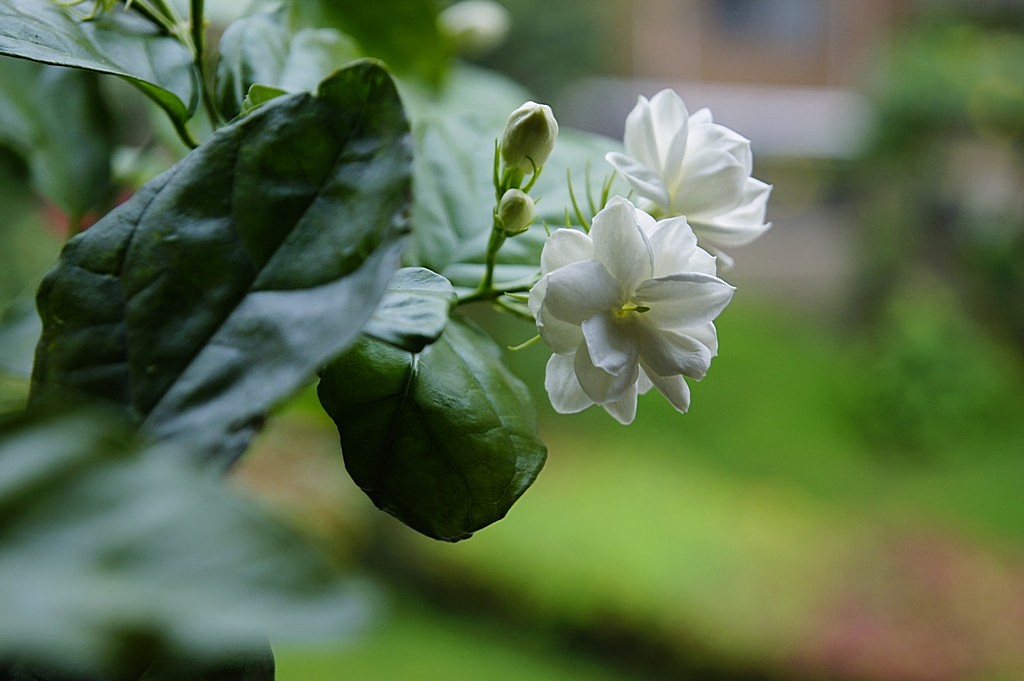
[[275, 597, 632, 681]]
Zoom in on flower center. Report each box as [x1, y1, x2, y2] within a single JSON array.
[[615, 301, 650, 318]]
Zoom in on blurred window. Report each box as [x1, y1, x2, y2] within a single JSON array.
[[711, 0, 826, 49]]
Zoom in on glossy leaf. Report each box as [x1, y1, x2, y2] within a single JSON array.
[[31, 61, 413, 462], [363, 267, 456, 353], [0, 0, 199, 125], [216, 6, 359, 120], [318, 319, 547, 542], [0, 58, 112, 216], [0, 410, 370, 680]]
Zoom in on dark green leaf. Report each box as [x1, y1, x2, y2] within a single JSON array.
[[0, 58, 112, 216], [216, 7, 359, 120], [291, 0, 449, 87], [0, 0, 199, 125], [0, 410, 371, 680], [5, 646, 275, 681], [317, 319, 547, 542], [31, 61, 413, 462], [363, 267, 455, 353], [139, 646, 275, 681]]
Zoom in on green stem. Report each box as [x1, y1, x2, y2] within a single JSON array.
[[169, 113, 200, 149], [190, 0, 222, 129], [189, 0, 204, 55], [457, 281, 533, 307], [458, 215, 536, 307], [478, 220, 505, 295], [134, 0, 183, 38], [508, 334, 542, 351]]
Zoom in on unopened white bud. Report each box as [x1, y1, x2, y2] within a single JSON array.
[[500, 101, 558, 173], [439, 0, 511, 55], [497, 188, 535, 235]]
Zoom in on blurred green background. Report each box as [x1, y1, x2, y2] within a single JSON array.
[[4, 0, 1024, 679]]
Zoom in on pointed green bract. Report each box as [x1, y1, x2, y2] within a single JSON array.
[[318, 320, 547, 542], [30, 61, 413, 462]]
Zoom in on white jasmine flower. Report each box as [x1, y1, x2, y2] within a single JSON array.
[[528, 196, 734, 424], [605, 89, 771, 266]]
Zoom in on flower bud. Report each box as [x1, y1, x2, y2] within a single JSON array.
[[500, 101, 558, 173], [497, 188, 535, 236], [439, 0, 510, 56]]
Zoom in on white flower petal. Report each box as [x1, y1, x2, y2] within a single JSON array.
[[538, 310, 583, 354], [637, 368, 654, 394], [647, 91, 691, 189], [540, 227, 594, 275], [544, 353, 593, 414], [689, 107, 714, 126], [622, 95, 659, 170], [623, 92, 690, 174], [527, 274, 546, 317], [601, 383, 639, 424], [644, 215, 705, 278], [685, 321, 719, 358], [707, 246, 734, 271], [543, 260, 621, 324], [573, 339, 638, 404], [678, 242, 719, 276], [689, 178, 772, 248], [646, 90, 691, 166], [582, 311, 639, 376], [691, 119, 752, 175], [634, 273, 735, 329], [591, 197, 654, 293], [670, 138, 749, 218], [634, 205, 659, 234], [532, 277, 583, 354], [643, 367, 692, 414], [636, 322, 713, 379], [604, 152, 670, 210]]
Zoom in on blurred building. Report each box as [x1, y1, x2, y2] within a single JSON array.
[[630, 0, 909, 88], [560, 0, 908, 158]]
